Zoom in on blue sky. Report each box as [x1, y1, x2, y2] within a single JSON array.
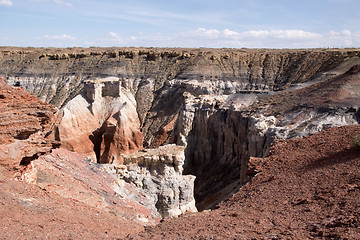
[[1, 0, 360, 48]]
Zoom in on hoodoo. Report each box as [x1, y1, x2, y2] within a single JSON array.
[[57, 77, 143, 164]]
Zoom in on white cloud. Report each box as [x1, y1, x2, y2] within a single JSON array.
[[167, 28, 323, 48], [243, 30, 268, 38], [323, 30, 360, 48], [0, 0, 13, 6], [195, 28, 220, 38], [329, 30, 352, 37], [43, 34, 77, 40], [6, 28, 360, 49], [53, 0, 72, 7], [242, 30, 321, 39], [96, 28, 360, 49], [109, 32, 119, 37], [223, 29, 240, 37]]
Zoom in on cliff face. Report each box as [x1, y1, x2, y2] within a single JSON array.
[[1, 47, 360, 213], [57, 78, 143, 164], [2, 48, 360, 108], [118, 144, 197, 218], [181, 65, 360, 209], [2, 47, 359, 146]]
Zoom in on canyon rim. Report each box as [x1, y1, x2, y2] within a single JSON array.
[[0, 47, 360, 239]]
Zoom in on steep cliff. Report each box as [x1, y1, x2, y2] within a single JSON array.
[[2, 47, 360, 147], [57, 77, 143, 164], [2, 47, 360, 107], [117, 144, 197, 218], [2, 47, 360, 212], [181, 65, 360, 209]]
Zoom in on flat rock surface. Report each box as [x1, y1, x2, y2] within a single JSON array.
[[130, 125, 360, 239]]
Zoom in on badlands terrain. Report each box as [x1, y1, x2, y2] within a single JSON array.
[[0, 47, 359, 239]]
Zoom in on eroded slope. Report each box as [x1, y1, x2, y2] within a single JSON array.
[[0, 79, 159, 239], [2, 47, 360, 211], [1, 47, 360, 238], [130, 125, 360, 239]]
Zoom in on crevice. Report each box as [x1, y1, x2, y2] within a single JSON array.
[[183, 109, 257, 211], [20, 153, 39, 166], [89, 122, 108, 163]]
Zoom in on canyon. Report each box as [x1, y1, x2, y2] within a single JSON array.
[[0, 47, 359, 239]]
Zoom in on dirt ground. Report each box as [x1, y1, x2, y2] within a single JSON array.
[[0, 149, 152, 240]]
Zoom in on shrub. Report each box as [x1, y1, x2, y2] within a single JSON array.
[[353, 135, 360, 150]]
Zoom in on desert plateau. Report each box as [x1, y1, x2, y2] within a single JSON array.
[[0, 47, 359, 239]]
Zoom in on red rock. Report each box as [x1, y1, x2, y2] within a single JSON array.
[[0, 148, 158, 240], [0, 76, 60, 169], [57, 78, 143, 164], [129, 125, 360, 239]]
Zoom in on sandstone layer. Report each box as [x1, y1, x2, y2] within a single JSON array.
[[1, 47, 359, 113], [0, 76, 60, 169], [2, 47, 360, 210], [57, 77, 143, 164], [117, 144, 197, 218]]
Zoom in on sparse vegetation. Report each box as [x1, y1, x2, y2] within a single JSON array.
[[353, 134, 360, 150]]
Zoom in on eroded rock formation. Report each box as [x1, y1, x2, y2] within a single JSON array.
[[2, 48, 360, 110], [57, 77, 143, 164], [1, 47, 360, 214], [0, 77, 161, 234], [110, 144, 197, 218], [130, 125, 360, 239], [181, 65, 360, 209], [0, 76, 60, 169]]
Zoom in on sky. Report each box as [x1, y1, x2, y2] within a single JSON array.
[[1, 0, 360, 48]]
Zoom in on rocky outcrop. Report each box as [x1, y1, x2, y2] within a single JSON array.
[[2, 47, 360, 213], [0, 146, 161, 240], [111, 144, 197, 218], [246, 64, 360, 155], [57, 77, 143, 164], [0, 76, 60, 169], [33, 148, 160, 225]]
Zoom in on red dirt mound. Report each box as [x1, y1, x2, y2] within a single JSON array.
[[130, 125, 360, 239], [0, 148, 156, 240]]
